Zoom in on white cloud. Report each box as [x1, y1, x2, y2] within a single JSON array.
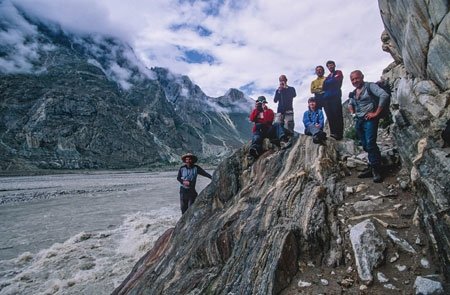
[[8, 0, 393, 131]]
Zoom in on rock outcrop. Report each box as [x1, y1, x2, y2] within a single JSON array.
[[378, 0, 450, 279], [114, 136, 347, 294], [114, 131, 447, 294], [0, 3, 252, 171]]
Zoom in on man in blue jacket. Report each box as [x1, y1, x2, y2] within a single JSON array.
[[348, 70, 389, 183], [177, 153, 212, 214]]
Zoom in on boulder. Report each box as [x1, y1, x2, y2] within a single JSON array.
[[349, 219, 386, 283]]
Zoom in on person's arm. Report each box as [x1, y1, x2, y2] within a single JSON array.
[[348, 97, 357, 119], [334, 70, 343, 84], [249, 108, 259, 122], [264, 109, 275, 124], [366, 83, 389, 119], [274, 89, 281, 103], [196, 166, 212, 179], [303, 111, 311, 128], [311, 80, 320, 94], [177, 167, 183, 184], [369, 83, 389, 108], [310, 81, 316, 94], [324, 71, 343, 90], [291, 86, 297, 97], [318, 110, 325, 129]]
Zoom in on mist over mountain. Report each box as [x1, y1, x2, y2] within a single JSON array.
[[0, 1, 253, 171]]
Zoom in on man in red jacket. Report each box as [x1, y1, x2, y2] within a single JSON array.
[[249, 96, 287, 158]]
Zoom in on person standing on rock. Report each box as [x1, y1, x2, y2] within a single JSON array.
[[177, 153, 212, 214], [348, 70, 389, 183], [273, 74, 297, 134], [310, 65, 326, 108], [323, 60, 344, 140]]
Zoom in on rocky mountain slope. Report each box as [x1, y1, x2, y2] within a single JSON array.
[[0, 2, 252, 171], [114, 133, 447, 294], [114, 1, 449, 294]]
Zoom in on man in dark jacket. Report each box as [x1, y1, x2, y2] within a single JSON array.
[[177, 153, 212, 214], [349, 70, 389, 183], [273, 74, 297, 133], [323, 60, 344, 140]]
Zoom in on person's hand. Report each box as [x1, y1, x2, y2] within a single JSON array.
[[256, 103, 263, 112], [365, 112, 377, 120], [315, 123, 320, 128], [183, 180, 190, 187]]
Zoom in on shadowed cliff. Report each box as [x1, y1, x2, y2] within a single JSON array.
[[378, 0, 450, 279]]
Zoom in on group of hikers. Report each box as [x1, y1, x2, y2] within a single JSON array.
[[177, 60, 390, 214]]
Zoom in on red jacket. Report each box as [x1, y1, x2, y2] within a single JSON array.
[[249, 106, 274, 132]]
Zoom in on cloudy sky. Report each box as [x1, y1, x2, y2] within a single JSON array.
[[8, 0, 393, 128]]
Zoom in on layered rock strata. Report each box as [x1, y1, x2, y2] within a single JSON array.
[[114, 136, 346, 294], [378, 0, 450, 278]]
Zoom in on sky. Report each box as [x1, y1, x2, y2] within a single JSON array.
[[7, 0, 393, 130]]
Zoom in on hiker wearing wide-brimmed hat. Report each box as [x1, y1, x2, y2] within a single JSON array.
[[177, 152, 212, 214]]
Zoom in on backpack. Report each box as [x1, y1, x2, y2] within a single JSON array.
[[367, 81, 391, 120]]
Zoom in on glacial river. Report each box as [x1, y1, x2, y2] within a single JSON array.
[[0, 170, 212, 295]]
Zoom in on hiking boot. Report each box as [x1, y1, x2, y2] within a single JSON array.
[[280, 141, 288, 149], [330, 134, 343, 140], [280, 138, 292, 149], [249, 148, 259, 158], [357, 168, 372, 178], [372, 167, 383, 183]]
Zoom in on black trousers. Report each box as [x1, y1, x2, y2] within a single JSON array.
[[323, 96, 343, 139], [180, 187, 198, 214]]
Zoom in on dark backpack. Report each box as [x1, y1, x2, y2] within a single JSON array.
[[367, 81, 391, 119]]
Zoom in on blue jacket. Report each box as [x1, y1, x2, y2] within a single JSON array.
[[303, 108, 325, 130], [323, 70, 343, 99]]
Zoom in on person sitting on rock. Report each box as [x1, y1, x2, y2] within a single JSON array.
[[249, 96, 287, 159], [177, 153, 212, 214], [303, 97, 326, 144], [348, 70, 389, 183]]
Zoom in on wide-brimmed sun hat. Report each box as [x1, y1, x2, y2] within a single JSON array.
[[181, 153, 198, 163]]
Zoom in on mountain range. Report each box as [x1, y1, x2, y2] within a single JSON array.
[[0, 2, 253, 171]]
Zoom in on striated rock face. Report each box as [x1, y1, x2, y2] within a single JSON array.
[[378, 0, 450, 279], [113, 136, 347, 294], [0, 3, 252, 171]]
